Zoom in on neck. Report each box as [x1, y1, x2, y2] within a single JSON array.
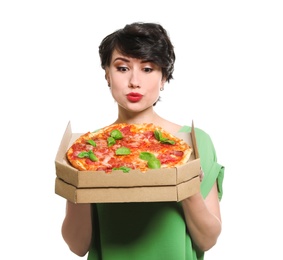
[[113, 105, 182, 134], [114, 106, 161, 125]]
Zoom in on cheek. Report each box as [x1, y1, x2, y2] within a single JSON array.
[[147, 79, 163, 92], [111, 75, 127, 88], [110, 85, 124, 101]]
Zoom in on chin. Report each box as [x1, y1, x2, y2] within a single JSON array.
[[123, 104, 151, 113]]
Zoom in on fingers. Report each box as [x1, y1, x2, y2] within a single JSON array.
[[199, 167, 204, 182]]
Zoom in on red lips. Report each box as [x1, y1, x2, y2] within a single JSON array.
[[126, 92, 143, 102]]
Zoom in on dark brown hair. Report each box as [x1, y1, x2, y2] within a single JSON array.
[[99, 22, 175, 82]]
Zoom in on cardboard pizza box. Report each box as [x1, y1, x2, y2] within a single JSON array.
[[54, 121, 201, 203], [55, 177, 200, 203]]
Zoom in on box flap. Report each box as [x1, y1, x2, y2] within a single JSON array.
[[55, 121, 72, 162], [191, 121, 199, 159]]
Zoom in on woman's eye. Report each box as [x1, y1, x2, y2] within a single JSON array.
[[117, 66, 128, 72], [144, 67, 153, 73]]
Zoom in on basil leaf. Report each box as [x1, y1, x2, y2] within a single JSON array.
[[87, 139, 96, 147], [115, 147, 131, 155], [139, 152, 156, 161], [139, 152, 161, 168], [154, 129, 175, 145], [113, 166, 131, 173], [77, 151, 90, 158], [77, 150, 98, 161], [110, 129, 123, 140], [154, 130, 162, 141], [88, 150, 98, 162], [159, 138, 175, 145], [107, 136, 116, 146], [147, 158, 161, 169]]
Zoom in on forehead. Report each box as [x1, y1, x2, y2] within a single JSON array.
[[111, 49, 142, 63]]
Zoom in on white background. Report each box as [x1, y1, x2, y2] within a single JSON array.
[[1, 1, 282, 259]]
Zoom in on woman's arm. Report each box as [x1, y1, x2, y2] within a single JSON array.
[[181, 182, 222, 251], [61, 201, 92, 257]]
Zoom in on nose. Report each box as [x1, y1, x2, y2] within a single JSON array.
[[129, 70, 140, 88]]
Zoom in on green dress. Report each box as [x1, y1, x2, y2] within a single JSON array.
[[87, 126, 225, 260]]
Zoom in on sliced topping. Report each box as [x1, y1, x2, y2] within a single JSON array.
[[72, 142, 86, 151], [173, 150, 184, 157], [101, 154, 112, 167], [92, 139, 108, 148], [119, 125, 132, 135]]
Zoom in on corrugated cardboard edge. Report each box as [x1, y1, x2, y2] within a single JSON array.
[[55, 121, 72, 162], [191, 120, 199, 159], [177, 176, 200, 201], [55, 177, 200, 203], [55, 121, 201, 188]]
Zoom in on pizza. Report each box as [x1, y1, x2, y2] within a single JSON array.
[[66, 123, 193, 173]]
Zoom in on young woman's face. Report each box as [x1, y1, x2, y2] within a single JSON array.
[[105, 49, 165, 112]]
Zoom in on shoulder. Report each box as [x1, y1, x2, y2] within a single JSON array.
[[180, 125, 224, 199], [180, 125, 216, 155], [195, 128, 216, 158], [179, 125, 212, 142], [195, 128, 214, 147]]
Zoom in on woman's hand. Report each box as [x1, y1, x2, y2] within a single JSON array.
[[199, 167, 204, 182]]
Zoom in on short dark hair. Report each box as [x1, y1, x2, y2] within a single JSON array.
[[99, 22, 175, 82]]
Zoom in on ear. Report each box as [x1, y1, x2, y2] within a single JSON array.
[[161, 78, 166, 88], [105, 69, 110, 85], [105, 68, 109, 80]]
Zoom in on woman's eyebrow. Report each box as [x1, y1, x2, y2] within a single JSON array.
[[113, 57, 130, 62], [141, 60, 154, 64], [113, 57, 154, 64]]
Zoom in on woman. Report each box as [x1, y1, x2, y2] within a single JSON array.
[[61, 22, 224, 260]]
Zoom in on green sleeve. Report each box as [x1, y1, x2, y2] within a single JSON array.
[[179, 126, 225, 200]]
